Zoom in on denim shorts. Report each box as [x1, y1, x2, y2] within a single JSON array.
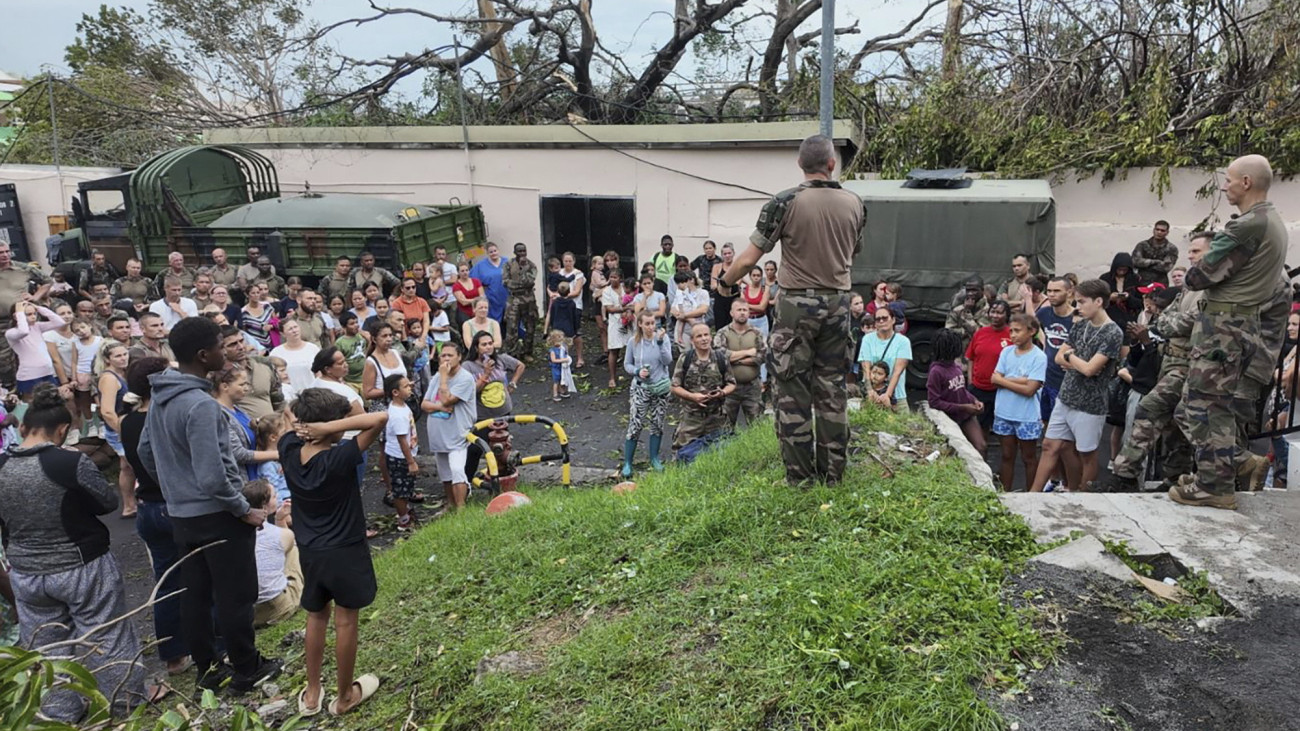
[[16, 375, 58, 396], [103, 426, 125, 457], [992, 416, 1044, 442]]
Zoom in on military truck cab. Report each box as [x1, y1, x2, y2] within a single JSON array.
[[843, 173, 1055, 389], [60, 144, 486, 285]]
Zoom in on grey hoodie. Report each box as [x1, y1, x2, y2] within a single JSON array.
[[138, 369, 249, 518]]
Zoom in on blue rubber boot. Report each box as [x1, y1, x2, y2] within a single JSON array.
[[647, 434, 665, 471], [621, 439, 637, 478]]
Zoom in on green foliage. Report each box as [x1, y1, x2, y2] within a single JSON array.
[[260, 409, 1055, 729], [1102, 540, 1233, 623], [0, 645, 304, 730]]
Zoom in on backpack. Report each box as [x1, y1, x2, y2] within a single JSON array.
[[681, 347, 729, 375]]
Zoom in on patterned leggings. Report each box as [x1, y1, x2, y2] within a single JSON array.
[[626, 383, 669, 440]]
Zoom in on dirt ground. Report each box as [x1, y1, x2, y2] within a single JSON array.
[[996, 563, 1300, 731]]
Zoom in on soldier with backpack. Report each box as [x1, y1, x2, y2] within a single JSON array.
[[670, 322, 737, 462]]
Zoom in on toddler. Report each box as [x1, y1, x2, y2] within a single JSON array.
[[254, 413, 291, 507], [547, 330, 573, 401], [868, 361, 897, 409]]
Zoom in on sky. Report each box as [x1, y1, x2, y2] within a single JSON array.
[[1, 0, 940, 98]]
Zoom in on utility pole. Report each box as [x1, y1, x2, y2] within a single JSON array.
[[44, 71, 65, 208], [452, 38, 477, 204], [818, 0, 835, 138]]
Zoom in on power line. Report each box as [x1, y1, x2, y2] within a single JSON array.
[[563, 121, 773, 197]]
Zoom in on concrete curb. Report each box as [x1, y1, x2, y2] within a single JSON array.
[[919, 404, 995, 490]]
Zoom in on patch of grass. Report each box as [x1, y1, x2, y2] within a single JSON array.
[[1103, 540, 1234, 623], [261, 409, 1052, 729]]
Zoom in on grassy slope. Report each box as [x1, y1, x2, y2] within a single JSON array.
[[265, 409, 1050, 730]]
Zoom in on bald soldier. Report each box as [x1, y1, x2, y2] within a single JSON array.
[[720, 135, 865, 486], [1170, 155, 1290, 510]]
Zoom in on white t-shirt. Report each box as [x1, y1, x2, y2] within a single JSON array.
[[440, 261, 458, 284], [270, 342, 321, 393], [311, 377, 363, 438], [385, 401, 417, 459], [42, 330, 76, 379], [560, 268, 586, 311], [148, 297, 199, 330], [254, 523, 288, 603], [75, 336, 102, 375], [430, 310, 451, 342]]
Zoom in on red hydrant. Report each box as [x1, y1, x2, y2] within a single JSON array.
[[487, 419, 518, 491]]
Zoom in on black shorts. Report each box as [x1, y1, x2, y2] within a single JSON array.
[[969, 385, 996, 430], [299, 543, 377, 612]]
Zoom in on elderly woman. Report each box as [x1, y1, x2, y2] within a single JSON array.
[[0, 384, 147, 722]]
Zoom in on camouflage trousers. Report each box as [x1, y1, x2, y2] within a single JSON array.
[[723, 379, 764, 428], [767, 291, 852, 485], [1176, 309, 1273, 496], [503, 294, 539, 358], [0, 334, 14, 389], [1110, 357, 1193, 481]]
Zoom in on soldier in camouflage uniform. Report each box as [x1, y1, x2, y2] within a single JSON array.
[[720, 135, 865, 486], [1131, 220, 1179, 285], [0, 242, 51, 387], [945, 278, 992, 338], [670, 323, 737, 449], [1171, 155, 1289, 510], [714, 298, 767, 427], [1106, 234, 1210, 490], [502, 243, 539, 359]]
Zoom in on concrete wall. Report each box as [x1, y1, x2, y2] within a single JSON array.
[[0, 164, 121, 264], [1051, 168, 1300, 280], [248, 145, 798, 266], [5, 150, 1300, 288]]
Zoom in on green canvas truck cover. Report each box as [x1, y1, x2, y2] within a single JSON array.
[[842, 179, 1055, 322]]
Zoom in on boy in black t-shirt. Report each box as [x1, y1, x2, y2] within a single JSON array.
[[280, 388, 387, 716]]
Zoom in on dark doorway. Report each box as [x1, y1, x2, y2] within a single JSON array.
[[539, 196, 636, 281]]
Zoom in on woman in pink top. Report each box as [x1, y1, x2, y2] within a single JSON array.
[[6, 302, 67, 398]]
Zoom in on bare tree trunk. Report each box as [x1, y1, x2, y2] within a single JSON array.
[[941, 0, 964, 80], [778, 0, 800, 80], [478, 0, 518, 100]]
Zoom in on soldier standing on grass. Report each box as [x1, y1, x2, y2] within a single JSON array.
[[720, 135, 865, 487], [503, 243, 539, 359], [1170, 155, 1289, 510]]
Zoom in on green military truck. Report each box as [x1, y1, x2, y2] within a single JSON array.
[[58, 144, 486, 282], [842, 175, 1056, 388]]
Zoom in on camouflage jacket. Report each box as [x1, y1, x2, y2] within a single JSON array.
[[504, 258, 538, 296], [110, 276, 158, 304], [944, 299, 991, 338], [0, 262, 49, 328], [78, 263, 120, 295], [1131, 238, 1179, 284], [1151, 288, 1204, 356], [153, 267, 196, 293], [1185, 201, 1288, 306]]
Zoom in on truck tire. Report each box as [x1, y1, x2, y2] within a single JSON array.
[[905, 323, 939, 392]]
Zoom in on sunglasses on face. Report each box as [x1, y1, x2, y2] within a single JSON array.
[[874, 316, 891, 322]]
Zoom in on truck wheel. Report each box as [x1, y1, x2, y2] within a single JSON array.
[[905, 324, 939, 391]]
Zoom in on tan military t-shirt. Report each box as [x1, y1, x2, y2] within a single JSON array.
[[753, 183, 863, 292]]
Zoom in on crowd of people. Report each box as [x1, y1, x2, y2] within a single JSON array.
[[927, 186, 1292, 499], [0, 140, 1288, 723], [0, 232, 794, 721]]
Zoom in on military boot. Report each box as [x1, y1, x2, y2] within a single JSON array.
[[1235, 454, 1270, 492], [1168, 474, 1237, 510]]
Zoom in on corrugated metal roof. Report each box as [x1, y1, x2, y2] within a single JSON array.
[[204, 120, 856, 149]]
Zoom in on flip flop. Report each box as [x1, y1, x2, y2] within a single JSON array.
[[328, 673, 380, 716], [298, 687, 323, 717]]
